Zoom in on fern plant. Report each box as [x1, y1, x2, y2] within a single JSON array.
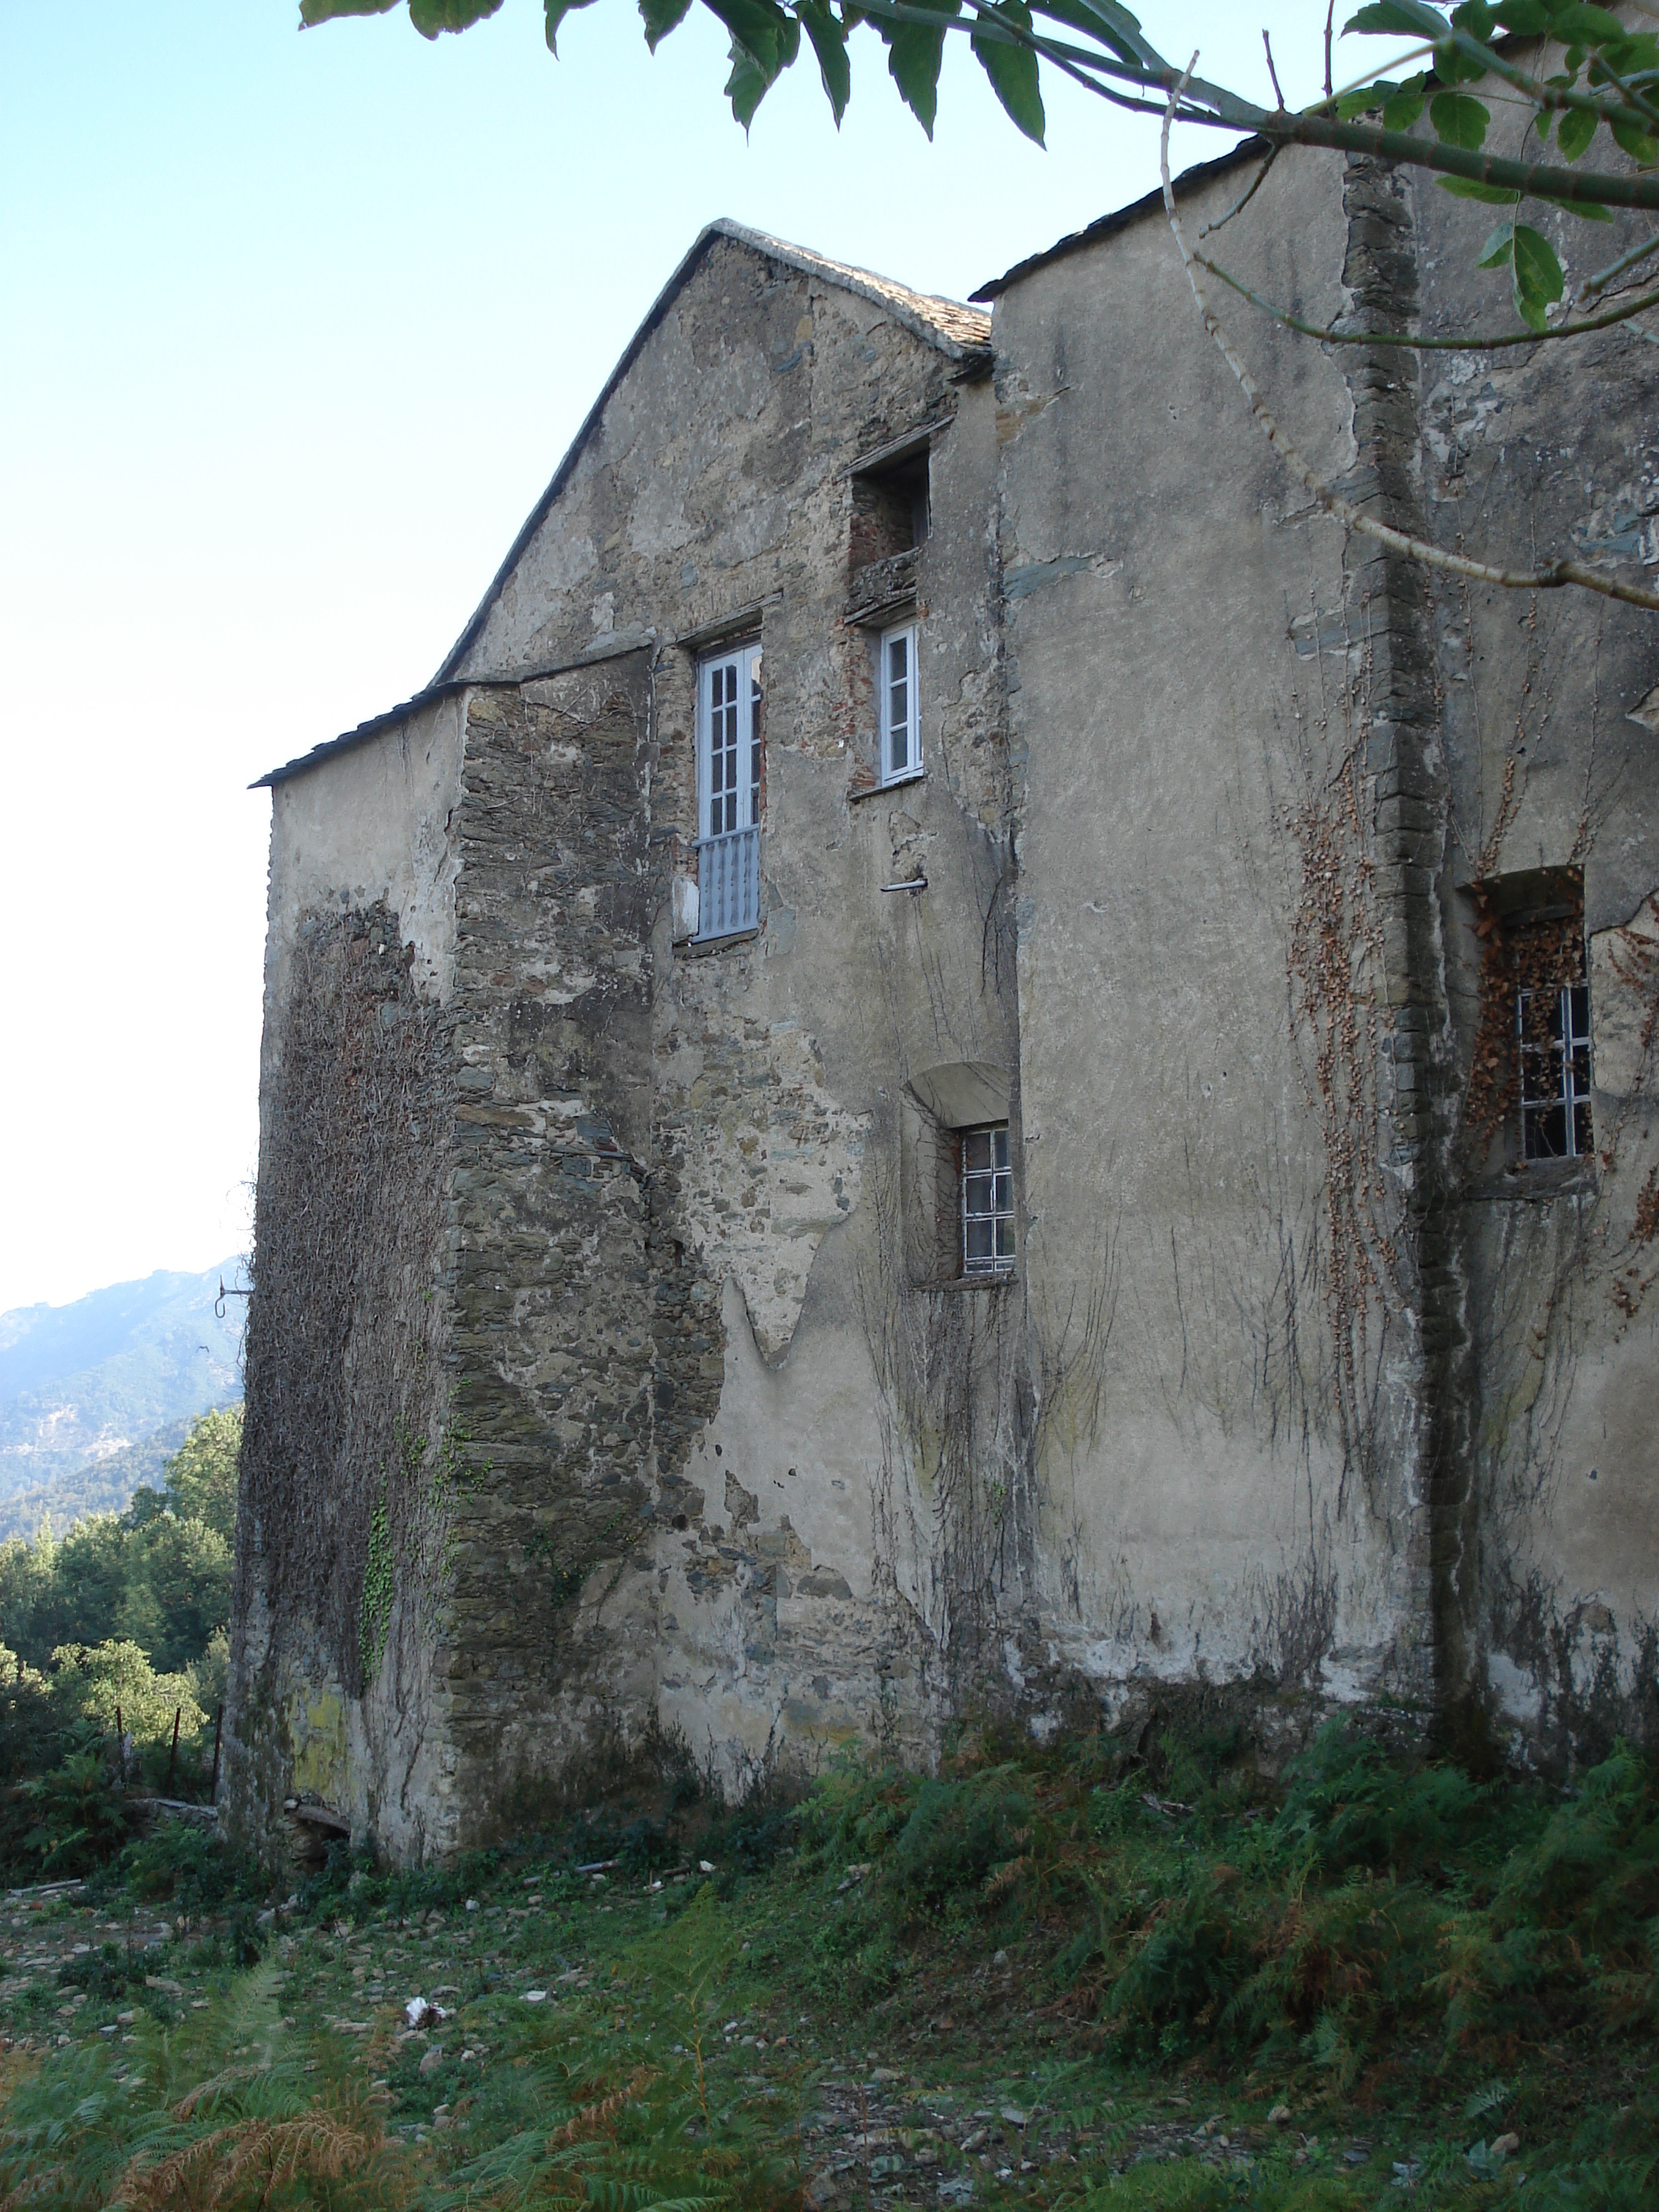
[[0, 1961, 413, 2212]]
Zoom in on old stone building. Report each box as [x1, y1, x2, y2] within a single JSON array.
[[229, 131, 1659, 1861]]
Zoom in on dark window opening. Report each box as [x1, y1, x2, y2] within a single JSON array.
[[850, 450, 930, 570]]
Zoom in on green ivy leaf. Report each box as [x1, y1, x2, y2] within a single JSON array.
[[972, 0, 1046, 144], [1611, 116, 1659, 165], [797, 0, 851, 122], [635, 0, 692, 51], [882, 0, 960, 137], [1430, 90, 1490, 147], [1511, 222, 1565, 329], [1451, 1, 1495, 35], [1492, 0, 1550, 29]]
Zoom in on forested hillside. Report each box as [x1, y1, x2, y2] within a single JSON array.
[[0, 1407, 239, 1870], [0, 1262, 246, 1505]]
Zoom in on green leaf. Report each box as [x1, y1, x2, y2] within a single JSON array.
[[298, 0, 401, 22], [972, 1, 1046, 144], [1475, 218, 1514, 266], [1536, 192, 1612, 217], [725, 38, 771, 123], [1337, 79, 1393, 120], [1382, 79, 1427, 130], [1451, 1, 1495, 35], [1434, 38, 1491, 84], [882, 0, 959, 136], [703, 0, 793, 72], [1551, 4, 1624, 38], [1430, 90, 1490, 147], [717, 2, 799, 124], [1031, 0, 1155, 67], [1437, 174, 1521, 202], [797, 0, 851, 122], [635, 0, 692, 49], [408, 0, 504, 30], [1555, 103, 1597, 159], [1511, 221, 1565, 328], [1610, 116, 1659, 165], [1492, 0, 1549, 28], [544, 0, 599, 50], [1346, 2, 1447, 33]]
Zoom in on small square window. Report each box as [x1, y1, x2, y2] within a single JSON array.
[[880, 621, 921, 785], [961, 1123, 1014, 1274]]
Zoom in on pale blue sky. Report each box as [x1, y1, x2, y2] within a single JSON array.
[[0, 2, 1370, 1312]]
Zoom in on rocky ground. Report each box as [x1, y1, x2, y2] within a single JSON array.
[[0, 1854, 1494, 2207]]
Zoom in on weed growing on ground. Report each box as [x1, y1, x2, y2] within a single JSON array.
[[1, 1719, 1655, 2210]]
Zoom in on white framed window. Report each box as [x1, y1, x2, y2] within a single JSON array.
[[694, 643, 763, 942], [879, 621, 921, 785], [960, 1123, 1014, 1275], [698, 643, 762, 840]]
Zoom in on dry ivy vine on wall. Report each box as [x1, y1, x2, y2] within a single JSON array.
[[1280, 599, 1401, 1496], [239, 902, 456, 1708], [852, 1148, 1027, 1689]]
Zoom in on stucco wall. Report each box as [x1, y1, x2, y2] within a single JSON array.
[[1406, 48, 1659, 1754], [991, 147, 1429, 1716]]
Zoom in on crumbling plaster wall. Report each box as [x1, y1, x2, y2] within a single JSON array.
[[1406, 52, 1659, 1756], [991, 148, 1430, 1716], [435, 234, 1018, 1793]]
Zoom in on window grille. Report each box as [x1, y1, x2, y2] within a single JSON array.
[[695, 643, 762, 942], [961, 1123, 1014, 1273], [1519, 962, 1592, 1161]]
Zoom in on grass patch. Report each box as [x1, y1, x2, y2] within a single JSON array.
[[0, 1720, 1654, 2209]]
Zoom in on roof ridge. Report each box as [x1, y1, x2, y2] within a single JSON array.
[[423, 219, 989, 692], [710, 218, 991, 351]]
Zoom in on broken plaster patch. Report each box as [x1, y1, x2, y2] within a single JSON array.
[[662, 1018, 866, 1361]]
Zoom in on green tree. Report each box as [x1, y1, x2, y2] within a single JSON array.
[[302, 0, 1659, 613], [49, 1640, 207, 1745], [116, 1515, 233, 1677], [127, 1405, 242, 1545]]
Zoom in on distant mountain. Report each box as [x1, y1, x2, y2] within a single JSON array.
[[0, 1419, 200, 1543], [0, 1262, 247, 1504]]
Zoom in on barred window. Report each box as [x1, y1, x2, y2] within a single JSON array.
[[961, 1123, 1014, 1274], [1519, 953, 1592, 1161]]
